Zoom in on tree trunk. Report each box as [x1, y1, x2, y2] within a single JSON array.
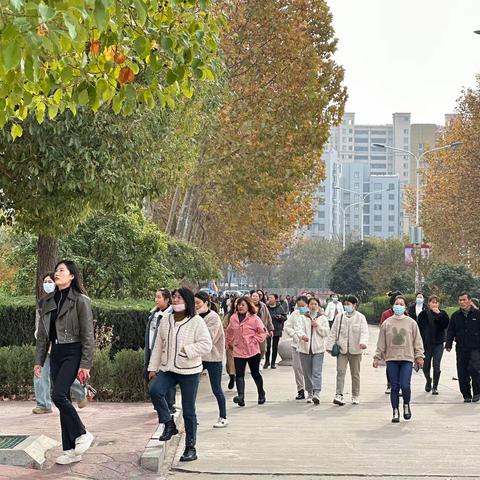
[[36, 235, 58, 300], [166, 187, 181, 235]]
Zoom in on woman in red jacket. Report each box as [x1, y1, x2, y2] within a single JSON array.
[[225, 297, 268, 407]]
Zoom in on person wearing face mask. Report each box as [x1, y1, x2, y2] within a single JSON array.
[[327, 295, 368, 406], [417, 295, 449, 395], [148, 287, 212, 462], [32, 273, 87, 415], [294, 298, 330, 405], [265, 293, 287, 369], [408, 292, 427, 322], [283, 296, 308, 400], [194, 292, 228, 428], [144, 289, 176, 413], [225, 297, 268, 407], [325, 294, 344, 329], [374, 296, 424, 423]]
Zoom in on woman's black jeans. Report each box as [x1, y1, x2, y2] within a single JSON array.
[[50, 342, 86, 451]]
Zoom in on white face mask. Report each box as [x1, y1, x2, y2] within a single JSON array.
[[172, 304, 186, 313], [43, 283, 55, 294]]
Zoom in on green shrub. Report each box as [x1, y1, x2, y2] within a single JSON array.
[[0, 345, 149, 401], [112, 349, 148, 402], [0, 294, 151, 355], [0, 345, 35, 397], [359, 302, 375, 324]]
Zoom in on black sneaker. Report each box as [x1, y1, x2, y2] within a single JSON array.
[[464, 397, 472, 403], [263, 362, 270, 369], [270, 364, 277, 369], [392, 408, 400, 423], [472, 394, 480, 403], [295, 389, 305, 400], [227, 376, 235, 390], [432, 387, 439, 395], [258, 391, 266, 405], [403, 404, 412, 420], [425, 379, 432, 392], [233, 395, 245, 407]]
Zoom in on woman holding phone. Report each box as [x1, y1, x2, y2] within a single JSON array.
[[34, 261, 95, 465]]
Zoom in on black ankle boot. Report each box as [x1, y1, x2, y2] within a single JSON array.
[[234, 377, 245, 406], [392, 408, 400, 423], [159, 418, 178, 441], [432, 371, 440, 395], [425, 377, 432, 392], [403, 404, 412, 420], [258, 390, 266, 405], [228, 375, 235, 390], [180, 446, 197, 462]]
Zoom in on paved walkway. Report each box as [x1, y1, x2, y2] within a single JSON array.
[[1, 325, 479, 479]]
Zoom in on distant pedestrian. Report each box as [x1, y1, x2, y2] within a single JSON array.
[[250, 291, 274, 356], [283, 296, 308, 400], [295, 298, 330, 405], [445, 292, 480, 403], [417, 295, 449, 395], [265, 294, 287, 369], [195, 292, 228, 428], [148, 287, 212, 462], [144, 289, 176, 413], [407, 292, 427, 322], [374, 295, 424, 423], [223, 298, 239, 390], [225, 297, 268, 406], [257, 289, 267, 304], [34, 261, 95, 465], [379, 291, 403, 394], [327, 295, 368, 406], [325, 294, 344, 329]]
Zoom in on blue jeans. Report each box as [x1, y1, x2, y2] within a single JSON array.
[[150, 371, 200, 447], [203, 361, 227, 419], [34, 353, 85, 410], [386, 360, 413, 409]]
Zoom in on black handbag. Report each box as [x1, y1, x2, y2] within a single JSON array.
[[331, 314, 343, 357]]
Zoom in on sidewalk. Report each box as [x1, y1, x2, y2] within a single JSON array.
[[1, 325, 480, 480], [0, 402, 165, 480]]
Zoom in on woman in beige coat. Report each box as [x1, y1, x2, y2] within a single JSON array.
[[327, 295, 369, 406]]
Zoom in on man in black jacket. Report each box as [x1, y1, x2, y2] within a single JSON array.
[[265, 293, 287, 369], [445, 292, 480, 402]]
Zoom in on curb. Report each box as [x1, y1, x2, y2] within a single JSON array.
[[140, 409, 183, 473]]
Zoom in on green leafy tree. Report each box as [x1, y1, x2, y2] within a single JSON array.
[[275, 238, 342, 289], [0, 107, 181, 296], [423, 262, 479, 305], [0, 0, 223, 137], [329, 241, 376, 301]]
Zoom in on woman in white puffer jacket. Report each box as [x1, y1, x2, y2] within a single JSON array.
[[326, 295, 369, 406], [294, 297, 330, 405]]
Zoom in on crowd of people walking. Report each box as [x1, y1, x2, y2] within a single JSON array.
[[33, 265, 480, 465]]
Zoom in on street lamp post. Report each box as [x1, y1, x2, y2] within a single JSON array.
[[334, 185, 392, 243], [372, 142, 461, 291]]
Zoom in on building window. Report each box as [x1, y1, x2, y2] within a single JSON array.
[[374, 226, 382, 232], [364, 226, 370, 235], [319, 224, 325, 231], [374, 215, 382, 221], [374, 204, 382, 211], [356, 146, 368, 152], [388, 226, 394, 232], [354, 183, 359, 189], [354, 155, 368, 160], [355, 129, 369, 135], [389, 184, 395, 190], [403, 129, 409, 134], [372, 130, 386, 135], [371, 138, 387, 143], [389, 205, 395, 211], [354, 172, 359, 178], [388, 215, 395, 221], [371, 164, 386, 169], [374, 183, 382, 189], [319, 211, 325, 218], [389, 194, 395, 200], [403, 163, 409, 169], [374, 193, 382, 200], [354, 138, 369, 143]]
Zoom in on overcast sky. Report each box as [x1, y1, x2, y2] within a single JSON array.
[[327, 0, 480, 125]]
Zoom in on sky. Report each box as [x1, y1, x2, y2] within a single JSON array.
[[327, 0, 480, 125]]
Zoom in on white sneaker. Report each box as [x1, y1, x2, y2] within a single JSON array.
[[56, 449, 82, 465], [74, 430, 94, 455], [213, 417, 229, 428], [352, 397, 360, 405], [312, 393, 320, 405], [306, 393, 313, 403], [333, 394, 345, 406]]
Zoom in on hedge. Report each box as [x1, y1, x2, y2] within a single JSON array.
[[0, 295, 151, 355], [0, 345, 148, 401]]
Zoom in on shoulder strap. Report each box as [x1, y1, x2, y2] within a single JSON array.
[[336, 314, 343, 342]]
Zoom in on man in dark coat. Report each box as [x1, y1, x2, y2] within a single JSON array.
[[264, 293, 287, 369]]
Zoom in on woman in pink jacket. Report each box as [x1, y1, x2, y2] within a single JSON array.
[[225, 296, 268, 407]]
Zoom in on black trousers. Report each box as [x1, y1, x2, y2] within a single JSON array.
[[50, 342, 86, 451], [234, 354, 264, 395], [456, 349, 480, 399], [265, 336, 280, 365]]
